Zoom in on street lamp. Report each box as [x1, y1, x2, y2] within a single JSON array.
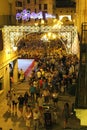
[[8, 0, 13, 25]]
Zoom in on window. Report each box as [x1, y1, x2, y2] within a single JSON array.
[[44, 4, 47, 10], [27, 0, 30, 3], [0, 30, 3, 51], [39, 4, 41, 10], [15, 1, 22, 7]]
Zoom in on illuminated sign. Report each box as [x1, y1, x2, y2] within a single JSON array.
[[16, 10, 56, 21]]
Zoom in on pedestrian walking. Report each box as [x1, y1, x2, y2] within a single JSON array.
[[52, 90, 59, 107], [19, 68, 25, 82], [11, 93, 18, 115], [52, 109, 58, 124], [6, 90, 12, 113], [37, 95, 44, 128], [24, 91, 29, 106], [62, 102, 70, 129], [24, 105, 33, 130], [43, 88, 50, 103], [18, 94, 25, 116], [33, 108, 40, 130], [29, 83, 36, 101]]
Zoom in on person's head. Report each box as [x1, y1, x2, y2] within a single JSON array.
[[14, 93, 16, 96], [8, 90, 10, 93], [34, 108, 38, 113], [66, 102, 69, 107], [64, 102, 69, 108], [20, 94, 22, 97], [26, 105, 31, 111], [25, 91, 28, 94]]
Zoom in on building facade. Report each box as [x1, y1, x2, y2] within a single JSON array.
[[0, 0, 75, 26], [0, 0, 16, 26], [55, 7, 76, 24]]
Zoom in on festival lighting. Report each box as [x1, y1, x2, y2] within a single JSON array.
[[16, 10, 56, 21], [3, 24, 78, 56]]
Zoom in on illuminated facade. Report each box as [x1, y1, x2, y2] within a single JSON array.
[[0, 0, 75, 26], [0, 0, 16, 25], [76, 0, 87, 34]]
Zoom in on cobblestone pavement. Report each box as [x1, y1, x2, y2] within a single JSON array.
[[0, 81, 84, 130]]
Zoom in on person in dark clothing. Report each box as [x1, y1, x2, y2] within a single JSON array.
[[24, 91, 29, 106], [35, 87, 40, 102], [29, 83, 36, 101], [18, 94, 25, 116], [62, 102, 70, 129]]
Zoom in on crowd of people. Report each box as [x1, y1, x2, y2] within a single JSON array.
[[18, 36, 67, 60], [6, 37, 79, 129]]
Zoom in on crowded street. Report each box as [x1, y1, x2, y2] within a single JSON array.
[[1, 0, 87, 129], [0, 81, 80, 130], [0, 59, 81, 130]]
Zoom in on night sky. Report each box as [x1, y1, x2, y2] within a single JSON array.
[[56, 0, 76, 7]]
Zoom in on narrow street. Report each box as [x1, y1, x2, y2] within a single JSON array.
[[0, 80, 80, 130]]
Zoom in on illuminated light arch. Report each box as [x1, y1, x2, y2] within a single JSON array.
[[3, 25, 79, 56]]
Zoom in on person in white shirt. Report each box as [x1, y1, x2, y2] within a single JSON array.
[[24, 105, 33, 130], [33, 108, 40, 130]]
